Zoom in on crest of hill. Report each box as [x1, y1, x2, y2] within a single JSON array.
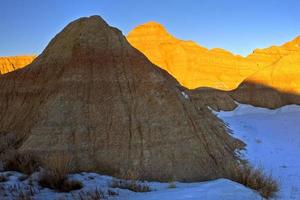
[[127, 22, 259, 90], [0, 15, 243, 181]]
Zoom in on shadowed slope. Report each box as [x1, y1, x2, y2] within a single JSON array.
[[0, 16, 243, 181]]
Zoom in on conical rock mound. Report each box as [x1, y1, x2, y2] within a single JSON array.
[[0, 16, 242, 181]]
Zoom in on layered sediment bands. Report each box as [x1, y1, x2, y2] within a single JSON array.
[[0, 16, 243, 181], [127, 22, 259, 90], [0, 56, 36, 74], [128, 22, 300, 99], [246, 53, 300, 94]]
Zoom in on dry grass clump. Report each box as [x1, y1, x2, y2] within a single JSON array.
[[225, 163, 279, 199], [2, 151, 40, 175], [110, 170, 151, 192], [75, 188, 106, 200], [38, 154, 82, 192], [3, 184, 39, 200], [110, 178, 151, 192]]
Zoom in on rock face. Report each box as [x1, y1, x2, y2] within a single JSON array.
[[0, 16, 243, 181], [127, 22, 260, 90], [189, 82, 300, 111], [0, 56, 36, 74], [127, 22, 300, 109], [246, 51, 300, 94], [128, 22, 300, 96]]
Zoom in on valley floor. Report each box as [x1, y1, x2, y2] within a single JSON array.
[[216, 104, 300, 200]]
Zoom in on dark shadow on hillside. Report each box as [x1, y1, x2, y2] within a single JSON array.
[[188, 81, 300, 111]]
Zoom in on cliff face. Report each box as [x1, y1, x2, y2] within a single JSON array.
[[246, 55, 300, 94], [0, 16, 243, 181], [127, 22, 261, 90], [0, 56, 36, 74]]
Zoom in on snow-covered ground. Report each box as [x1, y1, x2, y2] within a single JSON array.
[[3, 103, 299, 200], [0, 171, 261, 200], [216, 104, 300, 200]]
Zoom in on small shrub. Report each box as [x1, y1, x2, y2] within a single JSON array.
[[225, 164, 279, 199], [110, 178, 151, 192], [39, 170, 82, 192], [0, 174, 8, 182], [3, 151, 40, 174], [38, 154, 82, 192], [75, 188, 106, 200]]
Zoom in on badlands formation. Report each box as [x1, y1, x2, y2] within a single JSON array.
[[2, 22, 300, 96], [0, 16, 243, 181], [127, 22, 300, 94]]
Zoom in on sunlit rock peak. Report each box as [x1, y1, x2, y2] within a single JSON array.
[[127, 22, 261, 90]]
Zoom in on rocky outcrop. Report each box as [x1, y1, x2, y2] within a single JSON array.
[[190, 81, 300, 111], [0, 16, 243, 181], [0, 56, 36, 74]]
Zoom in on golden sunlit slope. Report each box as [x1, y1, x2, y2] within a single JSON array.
[[0, 56, 36, 74], [247, 52, 300, 94], [127, 22, 300, 91], [127, 22, 262, 90], [247, 36, 300, 66]]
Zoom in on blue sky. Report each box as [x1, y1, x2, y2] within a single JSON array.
[[1, 0, 300, 56]]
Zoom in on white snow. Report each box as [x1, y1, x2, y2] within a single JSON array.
[[181, 91, 190, 99], [0, 171, 262, 200], [216, 104, 300, 199]]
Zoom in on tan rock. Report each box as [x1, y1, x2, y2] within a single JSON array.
[[0, 16, 243, 181]]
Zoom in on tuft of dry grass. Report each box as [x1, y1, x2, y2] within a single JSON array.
[[224, 163, 279, 199], [110, 178, 151, 192], [75, 188, 106, 200], [3, 184, 39, 200], [3, 151, 40, 175], [38, 154, 83, 192]]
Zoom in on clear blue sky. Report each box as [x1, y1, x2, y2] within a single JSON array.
[[1, 0, 300, 56]]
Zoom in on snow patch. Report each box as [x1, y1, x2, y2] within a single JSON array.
[[216, 103, 300, 199], [0, 171, 262, 200], [181, 91, 189, 99]]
